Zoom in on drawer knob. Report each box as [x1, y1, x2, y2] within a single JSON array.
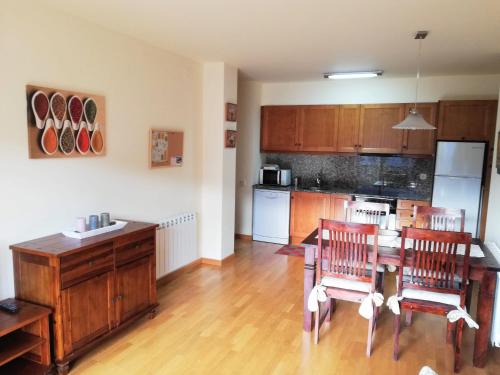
[[135, 244, 140, 249], [88, 260, 94, 267], [117, 295, 123, 301]]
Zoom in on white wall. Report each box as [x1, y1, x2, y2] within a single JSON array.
[[0, 1, 203, 299], [485, 88, 500, 248], [262, 74, 500, 105], [235, 74, 500, 236], [221, 65, 238, 258], [200, 63, 238, 260], [235, 81, 262, 235]]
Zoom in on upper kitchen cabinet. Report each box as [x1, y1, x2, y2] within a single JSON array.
[[337, 105, 361, 152], [298, 105, 338, 152], [261, 106, 300, 151], [402, 103, 438, 155], [261, 105, 339, 152], [437, 100, 498, 142], [359, 104, 405, 153]]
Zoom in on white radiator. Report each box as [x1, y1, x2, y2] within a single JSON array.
[[156, 212, 198, 279], [486, 241, 500, 347]]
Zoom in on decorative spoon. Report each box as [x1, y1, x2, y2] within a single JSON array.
[[31, 90, 49, 129], [68, 96, 83, 131], [50, 92, 66, 130], [40, 118, 58, 155]]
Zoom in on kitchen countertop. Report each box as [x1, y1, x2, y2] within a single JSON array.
[[253, 184, 431, 201]]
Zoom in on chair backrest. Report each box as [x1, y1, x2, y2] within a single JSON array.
[[397, 227, 472, 305], [344, 201, 390, 229], [413, 206, 465, 232], [317, 219, 379, 291]]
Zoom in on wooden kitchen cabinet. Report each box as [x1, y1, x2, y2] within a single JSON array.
[[437, 100, 498, 141], [298, 105, 338, 152], [396, 199, 430, 230], [359, 104, 405, 154], [337, 105, 361, 152], [290, 192, 352, 243], [261, 106, 300, 151], [261, 105, 338, 152], [10, 221, 158, 375], [329, 194, 352, 221], [290, 192, 330, 243], [402, 103, 438, 155]]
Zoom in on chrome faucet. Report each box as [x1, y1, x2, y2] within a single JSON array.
[[315, 173, 323, 187]]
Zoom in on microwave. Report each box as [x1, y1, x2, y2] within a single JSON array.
[[259, 168, 291, 186]]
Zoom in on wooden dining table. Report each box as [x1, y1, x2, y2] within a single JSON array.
[[301, 228, 500, 368]]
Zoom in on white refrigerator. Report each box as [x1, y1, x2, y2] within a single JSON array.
[[432, 141, 485, 238]]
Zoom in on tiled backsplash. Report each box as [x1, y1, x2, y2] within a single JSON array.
[[263, 153, 434, 197]]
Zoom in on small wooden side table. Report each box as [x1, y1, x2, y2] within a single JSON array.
[[0, 299, 52, 374]]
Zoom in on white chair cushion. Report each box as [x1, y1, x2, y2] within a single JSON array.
[[401, 288, 460, 306], [366, 263, 386, 273], [321, 276, 371, 293]]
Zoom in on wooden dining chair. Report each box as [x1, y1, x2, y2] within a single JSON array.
[[344, 201, 391, 230], [393, 227, 472, 372], [314, 220, 382, 357], [344, 200, 389, 291], [409, 206, 468, 327], [413, 206, 465, 232]]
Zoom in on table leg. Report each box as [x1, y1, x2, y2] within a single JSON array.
[[473, 270, 497, 368], [303, 246, 316, 332]]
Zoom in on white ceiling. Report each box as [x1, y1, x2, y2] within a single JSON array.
[[39, 0, 500, 81]]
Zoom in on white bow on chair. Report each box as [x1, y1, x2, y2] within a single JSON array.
[[307, 285, 327, 312], [447, 306, 479, 329], [386, 295, 403, 315], [358, 292, 384, 319]]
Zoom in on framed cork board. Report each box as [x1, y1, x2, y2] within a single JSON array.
[[149, 129, 184, 168], [26, 84, 106, 159]]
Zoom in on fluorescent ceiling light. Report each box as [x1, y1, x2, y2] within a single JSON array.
[[324, 71, 383, 80]]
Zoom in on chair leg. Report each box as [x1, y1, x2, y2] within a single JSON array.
[[465, 282, 473, 312], [393, 312, 401, 361], [326, 298, 335, 322], [405, 310, 413, 326], [366, 315, 375, 357], [447, 322, 456, 344], [314, 303, 321, 344], [454, 319, 465, 372], [377, 271, 385, 295]]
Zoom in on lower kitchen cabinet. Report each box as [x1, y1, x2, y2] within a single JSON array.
[[9, 221, 158, 375], [396, 199, 430, 230], [290, 192, 352, 244]]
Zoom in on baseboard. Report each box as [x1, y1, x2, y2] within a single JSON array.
[[156, 258, 202, 287], [235, 233, 252, 241], [201, 253, 235, 267]]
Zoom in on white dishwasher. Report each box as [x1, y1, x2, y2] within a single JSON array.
[[252, 189, 290, 245]]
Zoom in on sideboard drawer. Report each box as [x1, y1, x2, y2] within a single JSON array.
[[60, 243, 114, 289], [116, 236, 155, 266]]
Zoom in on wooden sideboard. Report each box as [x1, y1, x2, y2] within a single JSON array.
[[9, 221, 158, 375]]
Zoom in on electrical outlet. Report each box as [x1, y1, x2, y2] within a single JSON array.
[[419, 173, 427, 180]]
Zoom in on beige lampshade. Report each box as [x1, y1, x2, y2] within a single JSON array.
[[393, 108, 436, 130]]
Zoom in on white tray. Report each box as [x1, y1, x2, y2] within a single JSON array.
[[63, 220, 128, 239]]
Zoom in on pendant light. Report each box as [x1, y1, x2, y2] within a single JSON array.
[[393, 31, 436, 130]]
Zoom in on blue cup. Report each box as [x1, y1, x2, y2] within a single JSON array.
[[89, 215, 99, 230]]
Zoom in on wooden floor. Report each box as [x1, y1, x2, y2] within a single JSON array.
[[70, 240, 500, 375]]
